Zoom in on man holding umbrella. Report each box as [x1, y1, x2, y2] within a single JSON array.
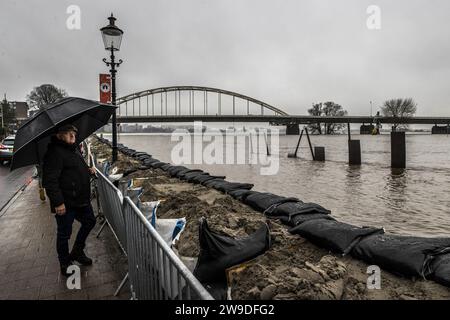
[[11, 97, 116, 276], [42, 124, 97, 276]]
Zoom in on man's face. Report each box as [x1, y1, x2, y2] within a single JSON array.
[[57, 131, 76, 144]]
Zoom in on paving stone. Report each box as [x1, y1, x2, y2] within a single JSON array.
[[0, 179, 128, 300]]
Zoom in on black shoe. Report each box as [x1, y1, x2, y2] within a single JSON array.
[[60, 263, 71, 277], [69, 243, 93, 266]]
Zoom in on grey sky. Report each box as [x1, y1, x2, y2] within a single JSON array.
[[1, 0, 450, 116]]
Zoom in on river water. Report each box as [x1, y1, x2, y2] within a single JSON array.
[[105, 132, 450, 237]]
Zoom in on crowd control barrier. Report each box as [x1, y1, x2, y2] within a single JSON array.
[[123, 197, 213, 300], [95, 166, 213, 300]]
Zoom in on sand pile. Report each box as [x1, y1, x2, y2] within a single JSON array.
[[89, 137, 450, 300]]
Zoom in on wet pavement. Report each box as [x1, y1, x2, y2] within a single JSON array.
[[0, 164, 34, 212], [0, 178, 130, 300]]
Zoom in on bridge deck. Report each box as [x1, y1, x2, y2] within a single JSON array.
[[116, 115, 450, 125]]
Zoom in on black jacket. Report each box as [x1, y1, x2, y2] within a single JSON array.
[[42, 136, 92, 213]]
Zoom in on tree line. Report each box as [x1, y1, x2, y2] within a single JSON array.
[[307, 98, 417, 134], [1, 84, 67, 138]]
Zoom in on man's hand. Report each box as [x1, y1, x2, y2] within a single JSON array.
[[88, 167, 96, 175], [55, 203, 66, 215]]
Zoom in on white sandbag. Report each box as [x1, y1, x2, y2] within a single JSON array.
[[139, 200, 160, 222], [127, 187, 143, 206]]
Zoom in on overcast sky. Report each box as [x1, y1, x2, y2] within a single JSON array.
[[1, 0, 450, 116]]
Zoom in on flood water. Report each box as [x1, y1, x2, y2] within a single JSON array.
[[106, 132, 450, 237]]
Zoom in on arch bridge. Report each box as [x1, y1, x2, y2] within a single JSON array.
[[116, 86, 288, 118]]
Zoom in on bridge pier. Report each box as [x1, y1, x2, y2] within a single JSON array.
[[286, 124, 300, 135], [391, 131, 406, 168], [347, 123, 361, 165]]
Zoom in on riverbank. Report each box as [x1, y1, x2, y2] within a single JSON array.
[[90, 136, 450, 300]]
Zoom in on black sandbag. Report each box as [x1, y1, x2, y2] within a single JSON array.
[[202, 177, 226, 187], [265, 201, 331, 217], [176, 169, 204, 179], [244, 192, 298, 213], [213, 181, 254, 193], [280, 213, 335, 227], [142, 158, 159, 165], [193, 174, 226, 184], [136, 154, 152, 160], [194, 218, 271, 283], [167, 165, 189, 177], [189, 173, 210, 183], [160, 164, 172, 171], [228, 189, 258, 201], [432, 253, 450, 287], [351, 234, 450, 278], [132, 152, 149, 158], [186, 172, 209, 182], [201, 281, 228, 300], [182, 170, 206, 181], [150, 161, 169, 169], [290, 219, 384, 255]]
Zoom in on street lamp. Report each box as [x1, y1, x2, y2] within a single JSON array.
[[100, 13, 123, 162]]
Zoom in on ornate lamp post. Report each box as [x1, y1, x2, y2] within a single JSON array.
[[100, 13, 123, 162]]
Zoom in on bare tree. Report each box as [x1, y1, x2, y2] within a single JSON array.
[[27, 84, 68, 110], [381, 98, 417, 131], [307, 101, 348, 134]]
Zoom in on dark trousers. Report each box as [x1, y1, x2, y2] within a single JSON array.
[[55, 204, 96, 265]]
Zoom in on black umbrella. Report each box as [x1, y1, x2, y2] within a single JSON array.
[[10, 97, 117, 171]]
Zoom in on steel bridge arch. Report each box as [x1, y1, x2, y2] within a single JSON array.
[[117, 86, 289, 116]]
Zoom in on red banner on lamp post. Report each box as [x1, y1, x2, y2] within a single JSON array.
[[99, 74, 111, 103]]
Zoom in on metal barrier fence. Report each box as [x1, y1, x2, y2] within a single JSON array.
[[123, 197, 213, 300], [94, 165, 213, 300], [94, 168, 129, 296], [95, 169, 127, 253]]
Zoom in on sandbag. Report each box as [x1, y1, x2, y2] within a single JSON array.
[[150, 161, 169, 169], [133, 152, 150, 159], [142, 158, 160, 166], [186, 172, 208, 182], [167, 165, 189, 177], [127, 187, 144, 206], [213, 181, 254, 193], [177, 169, 204, 179], [194, 218, 271, 284], [432, 253, 450, 287], [182, 170, 206, 181], [280, 213, 335, 227], [351, 234, 450, 279], [227, 189, 258, 201], [160, 164, 172, 171], [290, 219, 384, 255], [203, 179, 253, 193], [265, 201, 330, 217], [192, 174, 226, 184], [243, 192, 298, 213], [139, 200, 160, 222], [202, 177, 226, 187]]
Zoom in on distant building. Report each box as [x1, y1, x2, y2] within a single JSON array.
[[28, 106, 40, 118], [13, 102, 29, 122]]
